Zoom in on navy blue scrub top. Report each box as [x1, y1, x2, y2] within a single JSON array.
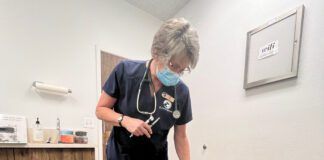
[[103, 60, 192, 160]]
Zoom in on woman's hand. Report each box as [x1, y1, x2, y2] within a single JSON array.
[[122, 116, 153, 138]]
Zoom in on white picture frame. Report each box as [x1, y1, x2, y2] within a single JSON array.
[[243, 5, 305, 89]]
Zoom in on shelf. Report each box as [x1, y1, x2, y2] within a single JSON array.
[[0, 143, 96, 148]]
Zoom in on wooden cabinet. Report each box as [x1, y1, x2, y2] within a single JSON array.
[[0, 144, 95, 160]]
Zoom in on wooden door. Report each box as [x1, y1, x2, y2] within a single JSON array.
[[100, 51, 126, 160]]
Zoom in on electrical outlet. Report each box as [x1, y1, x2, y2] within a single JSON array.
[[83, 117, 95, 128]]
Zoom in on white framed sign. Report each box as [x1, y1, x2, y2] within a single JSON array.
[[0, 114, 27, 144], [243, 5, 304, 89]]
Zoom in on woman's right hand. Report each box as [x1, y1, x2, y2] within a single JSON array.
[[122, 116, 153, 138]]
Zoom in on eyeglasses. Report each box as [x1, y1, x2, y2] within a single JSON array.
[[168, 61, 191, 76]]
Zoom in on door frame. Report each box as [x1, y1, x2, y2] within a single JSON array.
[[95, 45, 126, 160], [95, 45, 103, 160]]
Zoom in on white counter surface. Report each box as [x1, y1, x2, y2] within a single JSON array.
[[0, 143, 96, 148]]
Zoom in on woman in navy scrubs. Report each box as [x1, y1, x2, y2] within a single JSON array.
[[96, 17, 200, 160]]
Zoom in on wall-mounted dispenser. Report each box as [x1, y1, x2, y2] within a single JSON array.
[[32, 81, 72, 95]]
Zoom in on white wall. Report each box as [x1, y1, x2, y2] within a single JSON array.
[[0, 0, 161, 158], [169, 0, 324, 159]]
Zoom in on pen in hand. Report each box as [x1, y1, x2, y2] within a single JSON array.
[[129, 117, 160, 138]]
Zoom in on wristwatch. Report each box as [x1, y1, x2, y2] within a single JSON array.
[[117, 114, 124, 127]]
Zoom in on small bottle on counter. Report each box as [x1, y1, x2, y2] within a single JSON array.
[[56, 118, 61, 143], [33, 117, 44, 143]]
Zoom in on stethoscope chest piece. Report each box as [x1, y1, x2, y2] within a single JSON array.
[[173, 110, 181, 119]]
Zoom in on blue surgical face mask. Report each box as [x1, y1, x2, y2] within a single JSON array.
[[156, 66, 180, 86]]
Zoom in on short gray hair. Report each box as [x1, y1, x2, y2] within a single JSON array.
[[151, 17, 200, 69]]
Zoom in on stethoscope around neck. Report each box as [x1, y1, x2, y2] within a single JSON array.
[[136, 59, 181, 119]]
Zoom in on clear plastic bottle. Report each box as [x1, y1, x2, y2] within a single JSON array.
[[33, 117, 44, 143]]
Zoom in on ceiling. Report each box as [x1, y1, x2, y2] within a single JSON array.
[[124, 0, 191, 20]]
